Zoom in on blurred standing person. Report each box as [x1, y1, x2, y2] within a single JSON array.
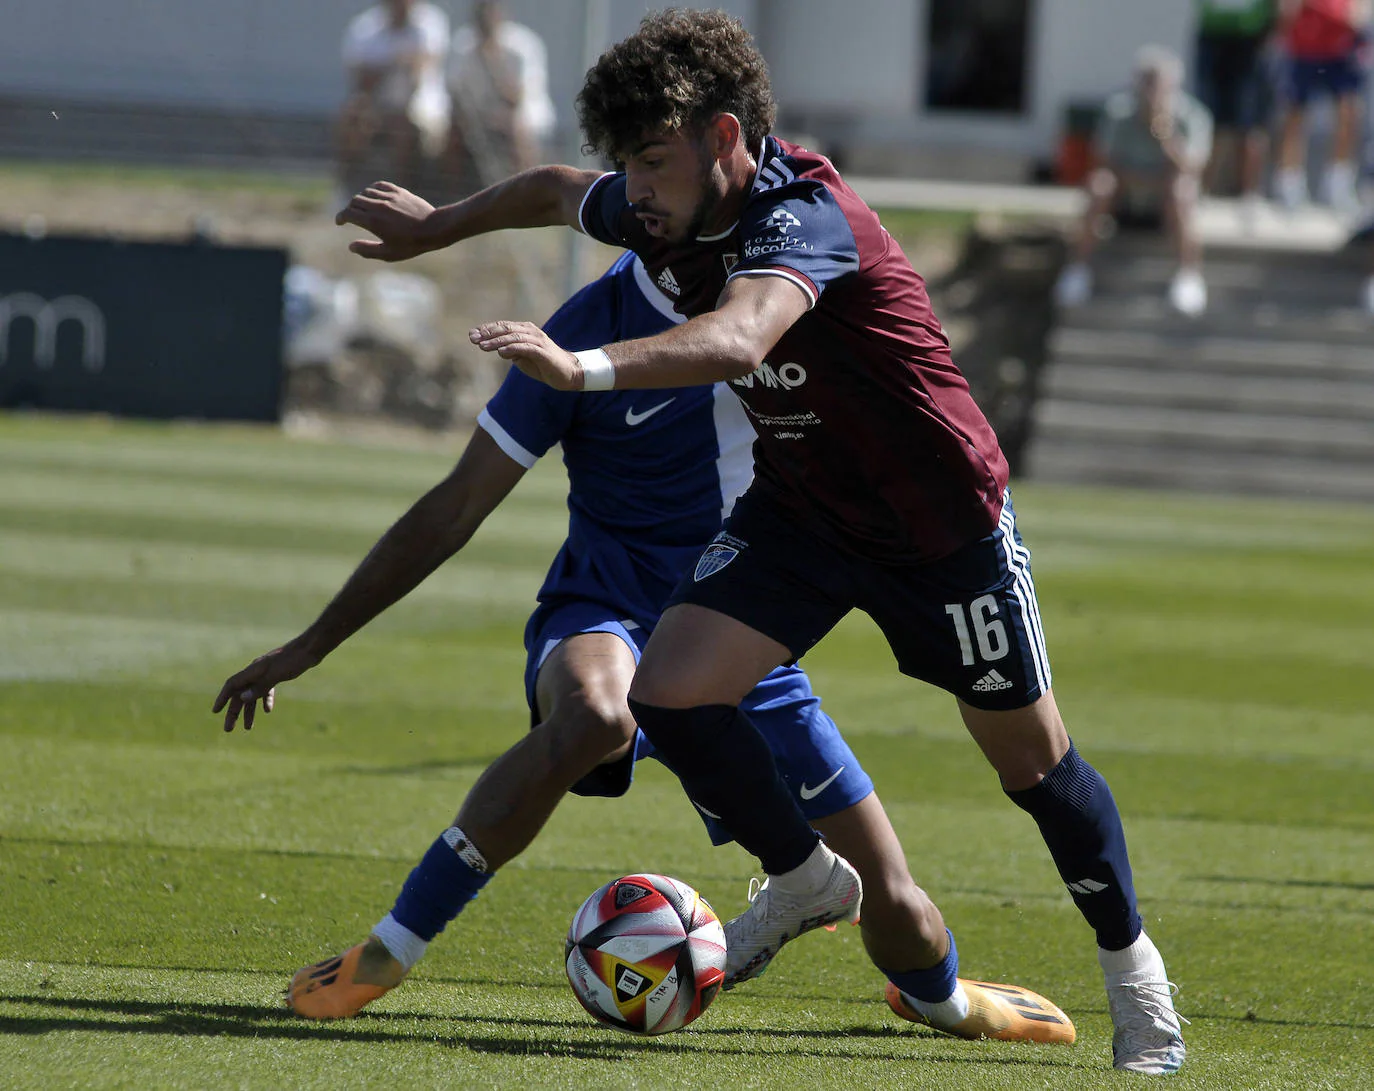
[[1055, 47, 1214, 316], [448, 1, 556, 181], [1273, 0, 1371, 212], [338, 0, 452, 193], [1194, 0, 1278, 211]]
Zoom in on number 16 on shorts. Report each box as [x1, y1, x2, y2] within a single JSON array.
[[945, 594, 1009, 665]]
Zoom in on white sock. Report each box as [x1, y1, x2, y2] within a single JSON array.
[[372, 911, 429, 970], [768, 839, 835, 894], [906, 981, 971, 1026], [1098, 929, 1158, 976]]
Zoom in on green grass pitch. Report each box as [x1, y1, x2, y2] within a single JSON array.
[[1, 413, 1370, 1089]]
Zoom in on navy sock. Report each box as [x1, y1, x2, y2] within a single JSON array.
[[627, 699, 818, 875], [1006, 742, 1142, 951], [390, 830, 493, 942], [882, 929, 960, 1003]]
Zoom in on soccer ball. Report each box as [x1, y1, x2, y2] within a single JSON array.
[[564, 873, 726, 1035]]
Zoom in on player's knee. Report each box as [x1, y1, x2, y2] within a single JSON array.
[[547, 687, 637, 763], [626, 661, 690, 708]]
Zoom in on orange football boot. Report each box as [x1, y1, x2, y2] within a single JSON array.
[[287, 940, 406, 1019], [885, 978, 1076, 1045]]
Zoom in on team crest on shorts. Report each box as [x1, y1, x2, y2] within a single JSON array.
[[694, 542, 739, 582]]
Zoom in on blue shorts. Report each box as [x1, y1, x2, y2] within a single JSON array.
[[1284, 55, 1366, 106], [668, 489, 1052, 712], [524, 599, 874, 843]]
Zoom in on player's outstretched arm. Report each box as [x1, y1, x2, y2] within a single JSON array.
[[469, 274, 811, 390], [335, 165, 604, 262], [212, 429, 527, 731]]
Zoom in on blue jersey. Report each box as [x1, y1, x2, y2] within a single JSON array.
[[478, 252, 756, 629]]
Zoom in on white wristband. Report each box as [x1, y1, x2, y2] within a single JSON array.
[[574, 348, 616, 391]]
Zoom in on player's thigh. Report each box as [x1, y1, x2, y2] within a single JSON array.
[[630, 604, 792, 708], [858, 493, 1053, 712], [631, 493, 852, 708]]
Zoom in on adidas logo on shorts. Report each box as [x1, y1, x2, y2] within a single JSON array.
[[972, 669, 1014, 693]]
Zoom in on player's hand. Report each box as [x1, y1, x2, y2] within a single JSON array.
[[335, 181, 438, 261], [212, 641, 319, 733], [470, 320, 584, 390]]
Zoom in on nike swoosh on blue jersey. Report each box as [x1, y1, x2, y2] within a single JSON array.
[[798, 765, 846, 800], [624, 398, 676, 426]]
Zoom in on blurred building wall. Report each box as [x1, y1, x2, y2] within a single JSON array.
[[761, 0, 1194, 177], [0, 1, 755, 116], [3, 0, 1301, 179]]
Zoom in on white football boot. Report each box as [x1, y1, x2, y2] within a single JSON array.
[[722, 842, 861, 989], [1100, 930, 1188, 1074]]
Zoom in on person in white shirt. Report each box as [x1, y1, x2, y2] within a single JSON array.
[[447, 1, 556, 178], [339, 0, 452, 189]]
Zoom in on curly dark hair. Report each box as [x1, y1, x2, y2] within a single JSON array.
[[576, 9, 777, 160]]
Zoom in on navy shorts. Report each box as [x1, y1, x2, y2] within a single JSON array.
[[524, 600, 874, 842], [668, 488, 1052, 711], [1284, 54, 1366, 106], [1196, 32, 1274, 130]]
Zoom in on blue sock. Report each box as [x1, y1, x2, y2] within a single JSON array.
[[883, 929, 960, 1003], [1006, 742, 1142, 951], [390, 828, 493, 942], [627, 699, 819, 875]]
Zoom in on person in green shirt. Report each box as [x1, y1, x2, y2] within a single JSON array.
[[1055, 46, 1214, 316], [1195, 0, 1277, 205]]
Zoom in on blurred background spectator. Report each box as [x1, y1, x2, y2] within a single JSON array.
[[3, 0, 1371, 489], [1273, 0, 1371, 213], [338, 0, 452, 197], [1194, 0, 1277, 211], [446, 0, 556, 188], [1055, 46, 1214, 315]]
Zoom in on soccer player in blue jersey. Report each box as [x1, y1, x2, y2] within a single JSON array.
[[214, 252, 1073, 1043], [322, 10, 1186, 1074]]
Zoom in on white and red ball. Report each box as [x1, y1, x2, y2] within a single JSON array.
[[565, 873, 726, 1035]]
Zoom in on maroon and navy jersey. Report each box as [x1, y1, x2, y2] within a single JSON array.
[[578, 136, 1009, 562]]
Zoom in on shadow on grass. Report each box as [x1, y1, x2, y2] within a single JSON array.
[[1186, 1009, 1373, 1033], [0, 994, 1096, 1068], [1194, 875, 1374, 894]]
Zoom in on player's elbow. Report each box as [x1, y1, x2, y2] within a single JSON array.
[[711, 327, 771, 380]]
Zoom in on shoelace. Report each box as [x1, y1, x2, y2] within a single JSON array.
[[1113, 979, 1191, 1032], [742, 876, 840, 932]]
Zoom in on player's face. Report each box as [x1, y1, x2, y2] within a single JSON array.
[[622, 130, 723, 244]]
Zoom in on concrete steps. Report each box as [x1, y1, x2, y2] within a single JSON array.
[[1025, 237, 1374, 501]]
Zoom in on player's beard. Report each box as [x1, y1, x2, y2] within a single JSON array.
[[681, 148, 724, 242]]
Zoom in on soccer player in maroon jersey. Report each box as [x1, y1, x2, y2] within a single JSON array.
[[327, 10, 1185, 1074]]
